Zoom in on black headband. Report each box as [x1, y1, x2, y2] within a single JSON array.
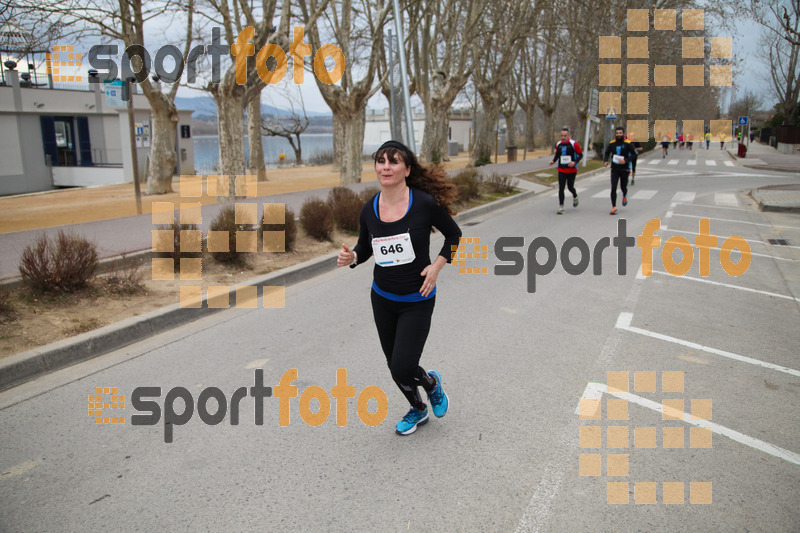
[[377, 140, 412, 158]]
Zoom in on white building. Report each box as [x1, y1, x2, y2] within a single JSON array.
[[0, 67, 194, 196], [363, 107, 475, 155]]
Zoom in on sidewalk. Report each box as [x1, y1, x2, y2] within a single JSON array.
[[727, 140, 800, 173], [0, 150, 566, 282]]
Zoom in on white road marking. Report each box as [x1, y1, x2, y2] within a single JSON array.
[[650, 270, 800, 302], [657, 227, 800, 258], [592, 189, 610, 198], [687, 160, 697, 166], [724, 161, 735, 167], [676, 203, 748, 212], [706, 160, 717, 166], [667, 159, 679, 165], [714, 192, 739, 206], [577, 383, 800, 466], [615, 313, 800, 377], [631, 189, 658, 200], [672, 213, 800, 230], [245, 359, 270, 369], [648, 159, 662, 165], [671, 191, 696, 203]]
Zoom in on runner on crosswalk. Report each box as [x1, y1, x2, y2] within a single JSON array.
[[603, 126, 638, 215], [548, 128, 582, 214]]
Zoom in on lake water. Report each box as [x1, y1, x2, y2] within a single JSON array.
[[193, 134, 385, 172]]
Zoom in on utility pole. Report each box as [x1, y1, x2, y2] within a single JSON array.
[[391, 0, 416, 152]]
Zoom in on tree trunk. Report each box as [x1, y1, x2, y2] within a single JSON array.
[[542, 107, 555, 153], [292, 134, 303, 165], [144, 94, 178, 195], [504, 111, 516, 147], [473, 91, 502, 165], [341, 106, 366, 184], [421, 99, 451, 163], [523, 104, 536, 150], [247, 96, 267, 182], [331, 113, 345, 172], [213, 89, 246, 201]]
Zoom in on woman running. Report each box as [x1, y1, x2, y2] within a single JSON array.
[[337, 140, 461, 435]]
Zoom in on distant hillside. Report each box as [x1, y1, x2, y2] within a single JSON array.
[[175, 95, 332, 121]]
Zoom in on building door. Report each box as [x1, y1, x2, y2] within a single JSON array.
[[53, 117, 77, 165]]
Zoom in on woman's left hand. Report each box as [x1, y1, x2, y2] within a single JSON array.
[[420, 257, 446, 297]]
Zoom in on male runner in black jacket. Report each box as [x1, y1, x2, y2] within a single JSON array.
[[603, 126, 638, 215]]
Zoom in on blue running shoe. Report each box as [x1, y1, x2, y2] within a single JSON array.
[[395, 406, 429, 435], [426, 370, 449, 418]]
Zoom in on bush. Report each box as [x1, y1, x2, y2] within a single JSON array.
[[0, 289, 15, 320], [260, 206, 298, 252], [209, 205, 257, 265], [328, 187, 362, 232], [153, 222, 202, 270], [483, 173, 518, 194], [473, 151, 492, 167], [18, 231, 99, 293], [308, 150, 335, 166], [451, 169, 482, 203], [359, 186, 380, 203], [102, 254, 146, 295], [300, 197, 334, 241]]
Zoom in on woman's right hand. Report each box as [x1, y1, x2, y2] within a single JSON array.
[[337, 243, 355, 267]]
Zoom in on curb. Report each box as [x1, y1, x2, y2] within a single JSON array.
[[0, 185, 549, 392], [740, 163, 799, 174], [749, 189, 800, 213]]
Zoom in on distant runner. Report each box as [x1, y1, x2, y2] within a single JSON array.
[[548, 128, 582, 214], [603, 126, 638, 215]]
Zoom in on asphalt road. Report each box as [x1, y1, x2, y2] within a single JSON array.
[[1, 146, 799, 532]]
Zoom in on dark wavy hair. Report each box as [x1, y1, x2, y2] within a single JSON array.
[[372, 142, 458, 215]]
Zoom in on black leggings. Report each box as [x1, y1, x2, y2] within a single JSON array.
[[371, 290, 435, 408], [610, 168, 629, 207], [557, 172, 577, 206]]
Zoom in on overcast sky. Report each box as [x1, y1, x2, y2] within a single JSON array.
[[32, 5, 777, 116]]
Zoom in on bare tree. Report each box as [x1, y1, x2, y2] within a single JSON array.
[[195, 0, 328, 199], [407, 0, 485, 163], [469, 0, 530, 165], [298, 0, 392, 185], [262, 82, 310, 164]]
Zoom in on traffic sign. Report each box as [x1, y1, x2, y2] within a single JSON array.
[[738, 116, 749, 126], [606, 107, 617, 120], [104, 80, 125, 108]]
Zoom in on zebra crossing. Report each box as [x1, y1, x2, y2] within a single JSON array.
[[646, 158, 735, 167], [583, 189, 739, 207]]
